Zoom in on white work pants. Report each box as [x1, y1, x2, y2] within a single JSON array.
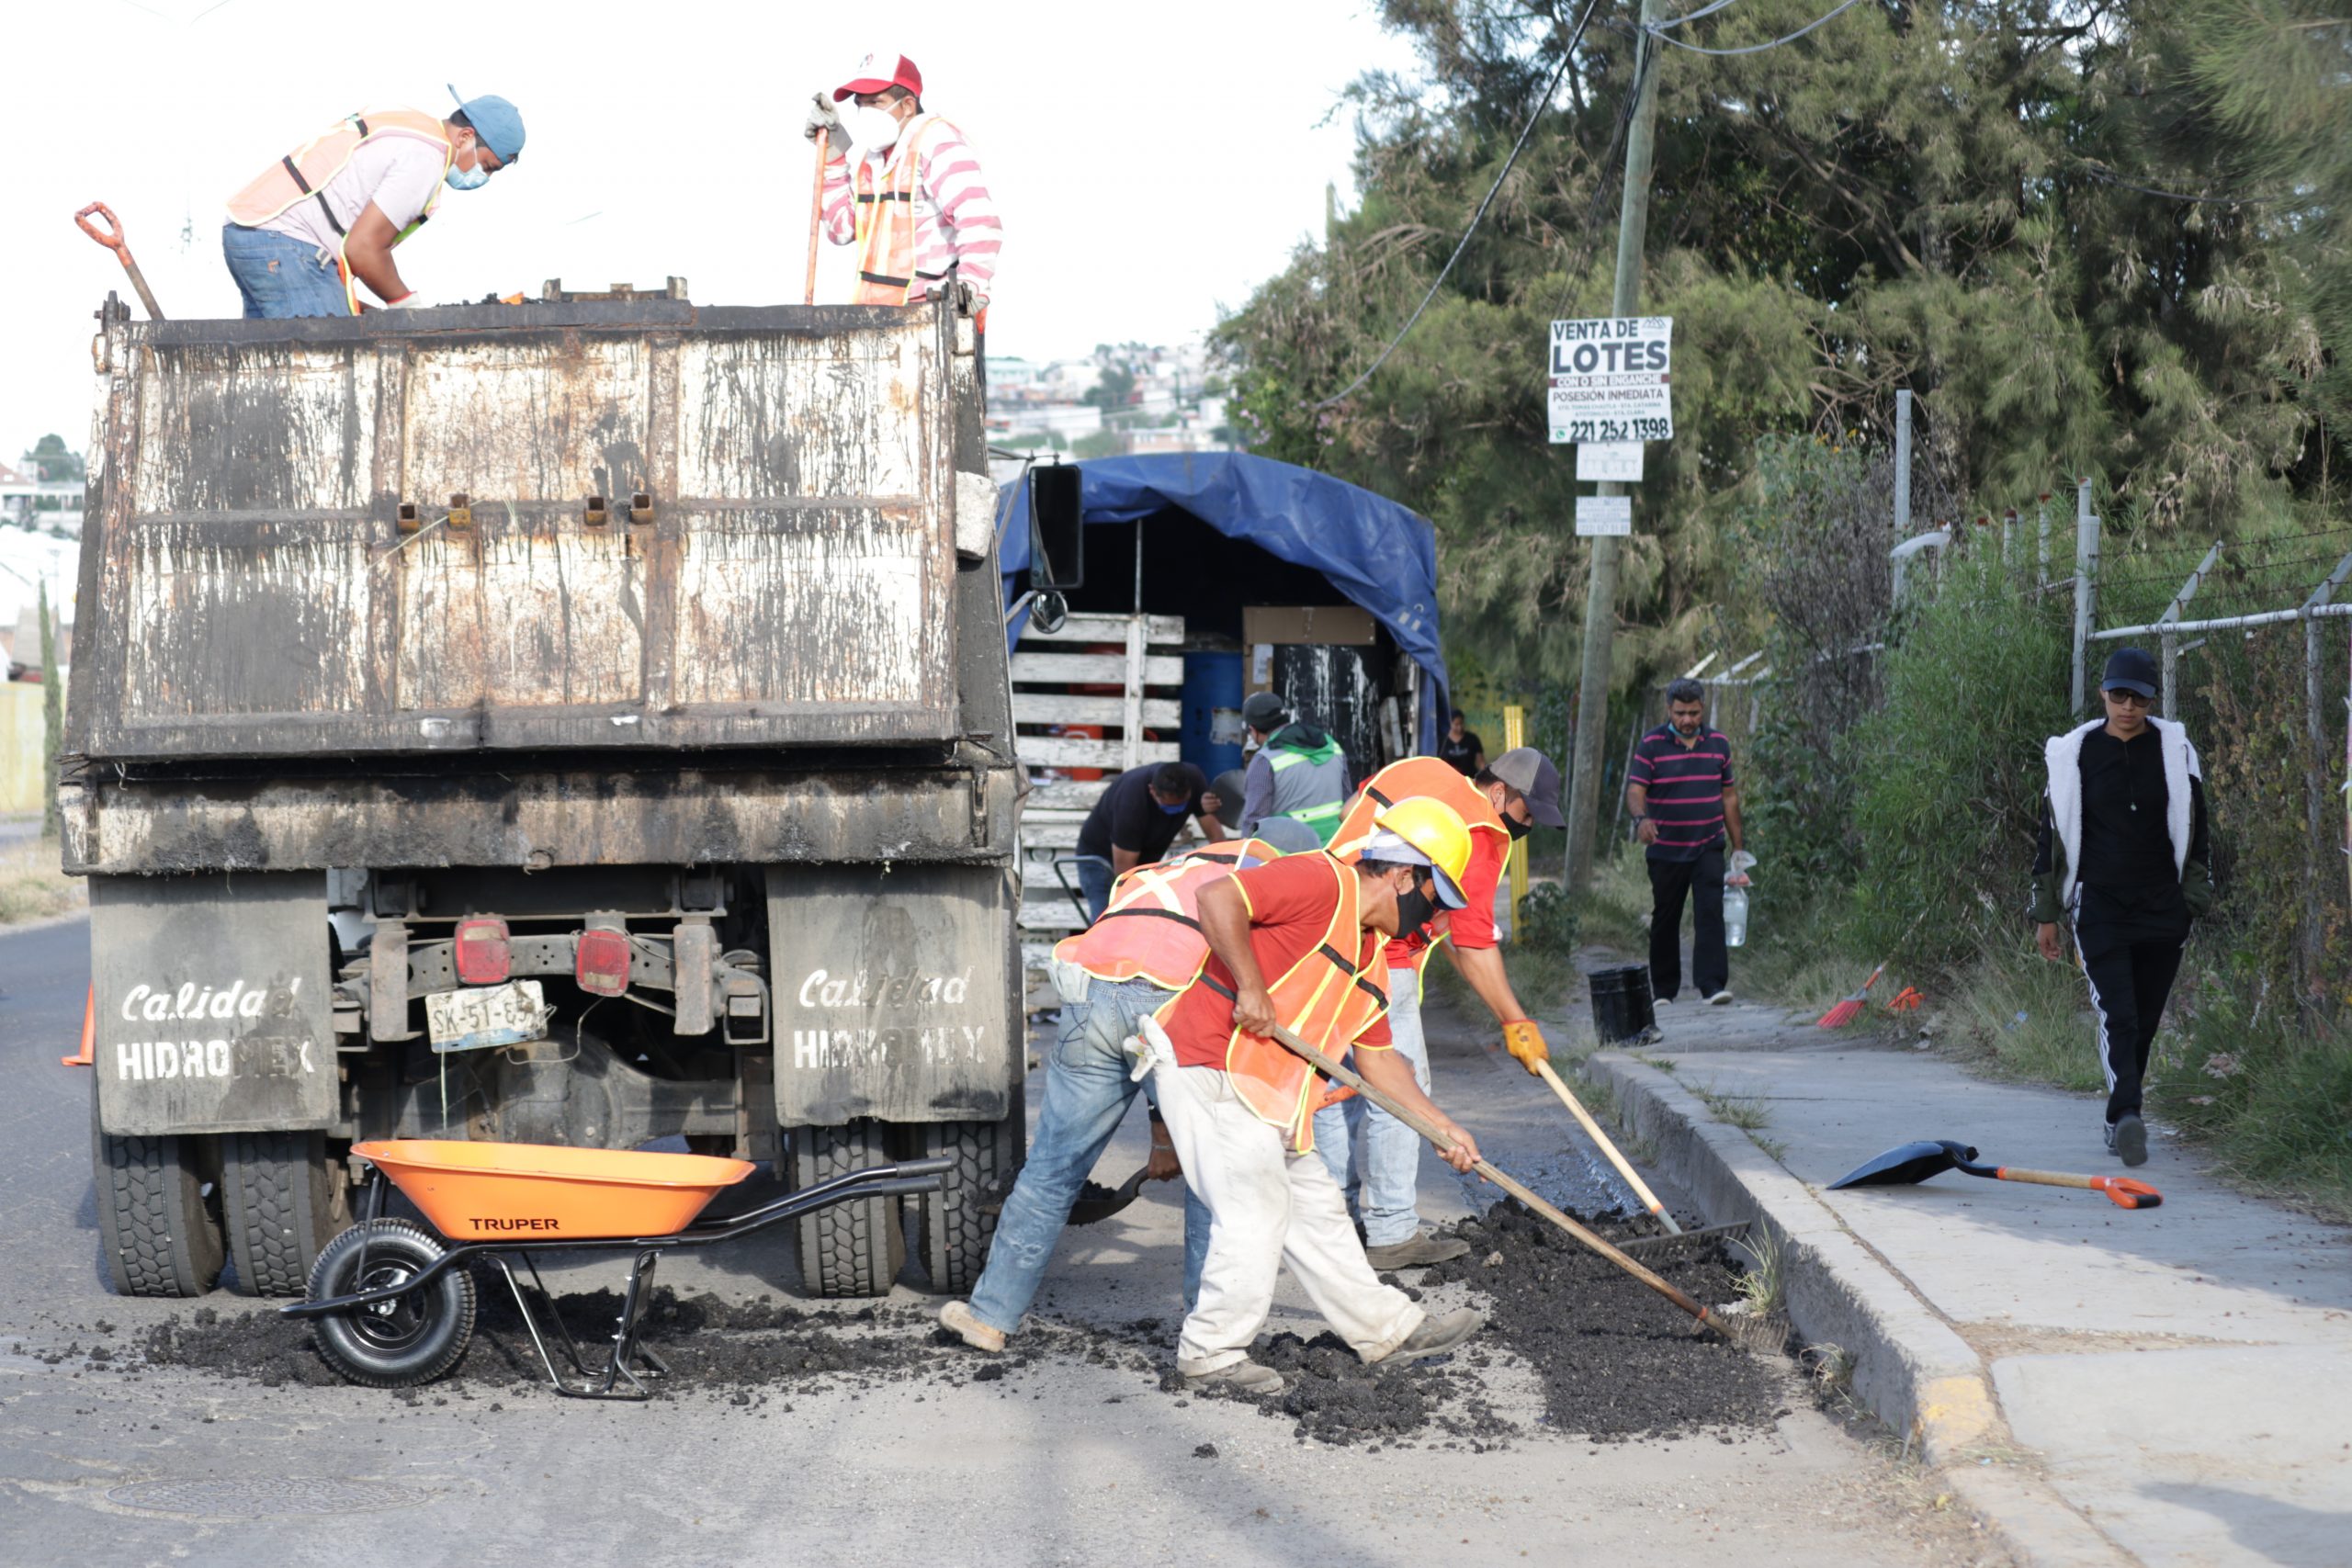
[[1152, 1058, 1422, 1375]]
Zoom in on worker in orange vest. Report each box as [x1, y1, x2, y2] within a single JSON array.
[[1146, 799, 1488, 1394], [937, 838, 1291, 1355], [221, 88, 524, 318], [1315, 747, 1564, 1269], [804, 51, 1002, 327]]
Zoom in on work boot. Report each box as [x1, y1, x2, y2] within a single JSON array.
[[1182, 1359, 1286, 1395], [1363, 1232, 1470, 1269], [938, 1300, 1006, 1353], [2113, 1113, 2148, 1168], [1383, 1307, 1484, 1365]]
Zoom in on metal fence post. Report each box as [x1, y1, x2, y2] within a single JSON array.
[[2301, 549, 2352, 985], [2158, 543, 2223, 722], [2071, 479, 2099, 714], [1892, 390, 1913, 605], [2037, 492, 2052, 589]]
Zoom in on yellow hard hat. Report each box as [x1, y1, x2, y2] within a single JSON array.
[[1366, 797, 1473, 909]]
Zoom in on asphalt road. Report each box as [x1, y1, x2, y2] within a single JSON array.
[[0, 914, 1997, 1568]]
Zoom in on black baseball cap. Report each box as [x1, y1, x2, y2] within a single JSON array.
[[1242, 692, 1289, 730], [2101, 647, 2158, 700]]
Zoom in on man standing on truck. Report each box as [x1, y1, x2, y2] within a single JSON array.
[[805, 52, 1001, 321], [1145, 799, 1487, 1393], [1311, 747, 1563, 1269], [1071, 762, 1227, 921], [1236, 692, 1351, 845], [222, 89, 525, 318]]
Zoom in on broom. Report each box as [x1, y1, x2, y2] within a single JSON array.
[[1815, 964, 1884, 1029]]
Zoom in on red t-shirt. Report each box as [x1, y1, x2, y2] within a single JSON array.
[[1160, 854, 1393, 1068], [1383, 826, 1507, 969]]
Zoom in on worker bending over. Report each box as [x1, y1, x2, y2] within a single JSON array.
[[222, 88, 524, 318], [806, 51, 1001, 321], [1313, 748, 1563, 1268], [937, 840, 1295, 1354], [1236, 692, 1351, 844], [1071, 761, 1227, 921], [1147, 800, 1487, 1394]]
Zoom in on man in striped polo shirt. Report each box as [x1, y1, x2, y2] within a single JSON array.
[[1625, 678, 1751, 1008]]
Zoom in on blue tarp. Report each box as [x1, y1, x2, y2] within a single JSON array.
[[997, 453, 1448, 751]]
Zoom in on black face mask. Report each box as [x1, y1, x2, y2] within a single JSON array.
[[1503, 813, 1532, 841], [1395, 879, 1436, 935]]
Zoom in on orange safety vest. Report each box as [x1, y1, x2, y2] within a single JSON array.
[[1161, 852, 1389, 1152], [1330, 757, 1512, 975], [852, 114, 980, 323], [1052, 839, 1286, 990], [225, 107, 452, 316]]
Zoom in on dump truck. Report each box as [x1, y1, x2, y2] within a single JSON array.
[[62, 285, 1025, 1302]]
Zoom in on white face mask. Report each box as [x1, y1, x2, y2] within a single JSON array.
[[845, 102, 904, 153]]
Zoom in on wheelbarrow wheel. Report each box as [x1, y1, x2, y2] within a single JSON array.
[[306, 1220, 475, 1389]]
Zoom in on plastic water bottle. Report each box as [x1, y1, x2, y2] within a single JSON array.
[[1723, 884, 1749, 948]]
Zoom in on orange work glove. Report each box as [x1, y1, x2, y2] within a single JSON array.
[[1501, 1018, 1548, 1075]]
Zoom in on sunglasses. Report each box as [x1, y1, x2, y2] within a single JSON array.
[[2102, 689, 2151, 708]]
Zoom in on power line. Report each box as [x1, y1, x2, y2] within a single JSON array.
[[2070, 160, 2284, 207], [1644, 0, 1862, 55], [1315, 0, 1607, 410], [1654, 0, 1742, 28]]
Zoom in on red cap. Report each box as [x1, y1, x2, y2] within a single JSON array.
[[833, 51, 922, 102]]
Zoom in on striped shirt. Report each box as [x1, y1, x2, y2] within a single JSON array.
[[820, 114, 1001, 306], [1629, 725, 1736, 863]]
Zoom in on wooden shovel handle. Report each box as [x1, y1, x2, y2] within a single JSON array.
[[1259, 1022, 1728, 1336], [803, 129, 829, 307], [1535, 1060, 1679, 1233], [1996, 1167, 2164, 1209]]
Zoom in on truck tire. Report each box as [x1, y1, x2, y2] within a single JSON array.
[[222, 1132, 352, 1297], [91, 1085, 225, 1298], [916, 1088, 1026, 1295], [787, 1121, 906, 1298], [305, 1219, 476, 1389]]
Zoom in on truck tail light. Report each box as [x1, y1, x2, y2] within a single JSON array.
[[575, 928, 632, 996], [454, 917, 512, 985]]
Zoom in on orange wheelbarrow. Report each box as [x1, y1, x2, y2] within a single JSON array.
[[280, 1140, 950, 1400]]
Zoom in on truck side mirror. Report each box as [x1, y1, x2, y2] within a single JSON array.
[[1028, 463, 1084, 592]]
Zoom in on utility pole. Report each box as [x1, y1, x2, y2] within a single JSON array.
[[1564, 0, 1668, 892]]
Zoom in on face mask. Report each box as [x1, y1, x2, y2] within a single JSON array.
[[1159, 799, 1190, 817], [1394, 880, 1435, 937], [445, 144, 490, 190], [846, 103, 903, 152], [1504, 813, 1532, 841]]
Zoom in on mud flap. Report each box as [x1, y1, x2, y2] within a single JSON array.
[[768, 863, 1018, 1126], [90, 872, 335, 1136]]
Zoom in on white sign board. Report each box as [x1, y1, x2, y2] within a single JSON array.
[[1548, 316, 1673, 444], [1576, 442, 1645, 482], [1575, 495, 1633, 537]]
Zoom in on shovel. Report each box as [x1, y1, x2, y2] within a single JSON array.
[[976, 1163, 1151, 1226], [1528, 1059, 1750, 1264], [1828, 1138, 2162, 1210], [1260, 1021, 1783, 1354]]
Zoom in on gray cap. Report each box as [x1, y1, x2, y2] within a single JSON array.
[[1486, 746, 1564, 828], [1250, 818, 1323, 854], [1242, 691, 1289, 730]]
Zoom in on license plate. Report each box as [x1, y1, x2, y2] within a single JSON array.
[[425, 979, 548, 1054]]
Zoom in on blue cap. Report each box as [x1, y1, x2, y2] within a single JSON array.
[[2102, 647, 2159, 700], [447, 85, 525, 163]]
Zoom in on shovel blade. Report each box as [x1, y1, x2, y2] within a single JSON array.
[[1827, 1138, 1978, 1190], [1065, 1165, 1151, 1226]]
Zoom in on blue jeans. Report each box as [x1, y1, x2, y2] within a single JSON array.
[[967, 976, 1213, 1333], [1312, 964, 1430, 1247], [221, 223, 351, 319], [1073, 857, 1115, 922]]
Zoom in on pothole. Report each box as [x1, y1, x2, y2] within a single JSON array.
[[104, 1477, 427, 1517]]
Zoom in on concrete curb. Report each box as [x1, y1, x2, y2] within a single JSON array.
[[1582, 1051, 2133, 1568]]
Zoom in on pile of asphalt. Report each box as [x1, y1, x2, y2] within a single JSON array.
[[114, 1201, 1786, 1447]]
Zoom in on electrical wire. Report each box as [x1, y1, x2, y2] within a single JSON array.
[[1653, 0, 1742, 28], [2071, 161, 2285, 207], [1316, 0, 1607, 409], [1645, 0, 1862, 55]]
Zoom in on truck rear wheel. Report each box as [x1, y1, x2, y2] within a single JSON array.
[[788, 1121, 907, 1298], [917, 1089, 1026, 1295], [91, 1085, 225, 1298], [222, 1132, 352, 1297]]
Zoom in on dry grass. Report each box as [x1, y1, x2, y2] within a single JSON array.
[[0, 833, 81, 925], [1693, 1080, 1771, 1130]]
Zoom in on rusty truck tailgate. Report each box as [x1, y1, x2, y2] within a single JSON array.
[[69, 301, 963, 760]]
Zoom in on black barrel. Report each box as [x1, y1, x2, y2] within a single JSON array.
[[1588, 963, 1656, 1044]]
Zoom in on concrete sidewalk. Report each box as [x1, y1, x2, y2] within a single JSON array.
[[1555, 985, 2351, 1568]]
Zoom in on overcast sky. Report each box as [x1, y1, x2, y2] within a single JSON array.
[[0, 0, 1418, 461]]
